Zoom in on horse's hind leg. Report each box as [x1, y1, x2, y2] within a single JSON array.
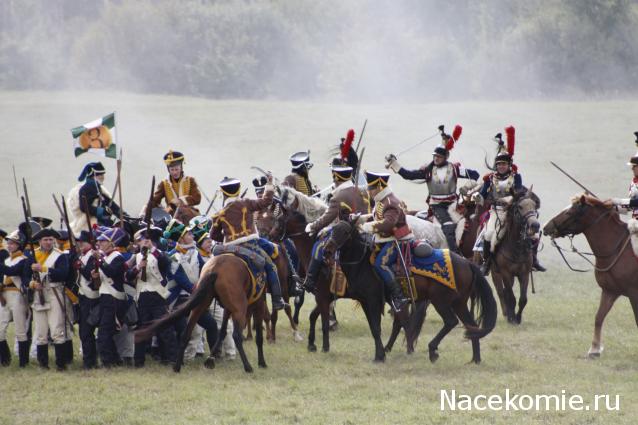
[[453, 302, 481, 364], [307, 305, 320, 352], [588, 290, 619, 358], [255, 302, 267, 368], [361, 302, 385, 362], [232, 318, 254, 373], [270, 306, 278, 343], [491, 272, 508, 319], [384, 314, 402, 354], [174, 304, 207, 373], [283, 302, 302, 342], [428, 304, 459, 363], [293, 291, 304, 325], [515, 274, 530, 324]]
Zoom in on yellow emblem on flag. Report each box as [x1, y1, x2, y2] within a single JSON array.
[[78, 125, 113, 150]]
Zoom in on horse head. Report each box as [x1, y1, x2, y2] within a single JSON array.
[[511, 189, 541, 239], [269, 199, 307, 242], [543, 194, 611, 238]]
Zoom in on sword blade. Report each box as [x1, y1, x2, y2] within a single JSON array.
[[550, 161, 597, 198]]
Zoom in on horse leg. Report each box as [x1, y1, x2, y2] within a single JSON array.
[[491, 272, 508, 318], [255, 302, 267, 368], [307, 305, 320, 352], [293, 291, 304, 325], [588, 290, 619, 358], [245, 311, 253, 341], [500, 273, 517, 324], [320, 297, 331, 352], [174, 303, 207, 373], [453, 302, 481, 364], [270, 307, 278, 343], [361, 302, 385, 362], [428, 303, 459, 363], [283, 302, 302, 342], [384, 313, 402, 353], [232, 318, 254, 373], [211, 311, 229, 358], [515, 273, 530, 325]]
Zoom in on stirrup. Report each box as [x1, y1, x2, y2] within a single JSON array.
[[390, 297, 408, 313], [272, 298, 289, 311]]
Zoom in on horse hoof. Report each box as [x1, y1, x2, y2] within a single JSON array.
[[373, 357, 385, 363], [322, 347, 330, 353], [429, 349, 439, 363], [204, 357, 216, 369], [244, 365, 254, 373], [259, 362, 267, 369], [384, 346, 392, 353], [308, 344, 317, 352], [588, 352, 601, 359], [293, 331, 304, 342], [173, 364, 182, 373], [407, 348, 414, 355]]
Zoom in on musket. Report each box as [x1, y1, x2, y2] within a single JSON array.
[[353, 147, 366, 189], [205, 190, 219, 215], [60, 195, 76, 252], [354, 119, 367, 156], [21, 196, 44, 305], [82, 195, 102, 290], [12, 164, 19, 199], [140, 176, 156, 282], [22, 178, 32, 217], [550, 161, 598, 198]]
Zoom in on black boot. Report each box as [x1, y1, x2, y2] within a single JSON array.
[[480, 241, 492, 276], [64, 340, 74, 365], [0, 340, 11, 366], [18, 341, 29, 368], [36, 344, 49, 370], [532, 240, 546, 272], [442, 224, 459, 253], [386, 279, 408, 313], [54, 344, 66, 371], [302, 257, 322, 294]]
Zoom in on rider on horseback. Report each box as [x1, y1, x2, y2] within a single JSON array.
[[283, 151, 318, 196], [150, 151, 202, 215], [210, 175, 286, 310], [473, 128, 544, 275], [77, 162, 126, 227], [385, 125, 479, 252], [360, 171, 410, 312], [302, 160, 370, 293]]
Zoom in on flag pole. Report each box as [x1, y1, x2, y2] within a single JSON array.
[[114, 112, 124, 228]]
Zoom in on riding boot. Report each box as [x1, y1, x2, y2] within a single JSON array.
[[284, 249, 304, 296], [480, 241, 492, 276], [267, 272, 288, 311], [54, 344, 67, 371], [532, 240, 546, 272], [385, 279, 408, 313], [0, 340, 11, 366], [37, 344, 49, 369], [302, 257, 322, 294], [18, 341, 30, 368], [442, 223, 459, 253]]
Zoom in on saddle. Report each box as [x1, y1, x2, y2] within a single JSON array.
[[212, 244, 265, 269]]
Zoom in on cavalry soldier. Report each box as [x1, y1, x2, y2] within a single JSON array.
[[302, 161, 370, 293], [128, 226, 179, 368], [283, 151, 317, 196], [76, 230, 100, 369], [77, 162, 124, 228], [29, 228, 70, 370], [210, 175, 286, 310], [472, 128, 545, 274], [151, 151, 202, 215], [93, 227, 128, 368], [360, 171, 410, 312], [385, 125, 479, 252], [0, 230, 31, 367]]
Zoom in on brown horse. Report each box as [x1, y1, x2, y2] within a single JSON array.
[[326, 220, 497, 363], [487, 192, 541, 324], [134, 254, 269, 373], [544, 194, 638, 358]]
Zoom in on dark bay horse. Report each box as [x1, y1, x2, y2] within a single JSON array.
[[544, 194, 638, 358], [326, 220, 497, 364], [135, 254, 269, 373], [488, 192, 541, 324], [271, 208, 408, 361]]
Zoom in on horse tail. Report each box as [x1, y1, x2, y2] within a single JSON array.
[[465, 263, 497, 339], [406, 300, 429, 347], [134, 272, 217, 344]]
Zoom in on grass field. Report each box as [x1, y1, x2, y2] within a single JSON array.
[[1, 91, 638, 424]]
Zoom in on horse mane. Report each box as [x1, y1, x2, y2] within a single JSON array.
[[281, 186, 327, 222]]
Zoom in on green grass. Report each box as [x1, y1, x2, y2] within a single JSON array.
[[1, 270, 637, 425], [2, 91, 638, 424]]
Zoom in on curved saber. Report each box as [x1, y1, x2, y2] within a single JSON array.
[[396, 131, 439, 158], [550, 161, 597, 198], [250, 166, 280, 185]]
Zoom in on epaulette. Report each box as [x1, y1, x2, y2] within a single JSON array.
[[483, 173, 493, 182]]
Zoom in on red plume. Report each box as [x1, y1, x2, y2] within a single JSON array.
[[505, 126, 515, 157], [446, 125, 462, 151], [341, 129, 355, 159]]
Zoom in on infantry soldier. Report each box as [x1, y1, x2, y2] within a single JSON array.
[[385, 125, 479, 252], [76, 162, 125, 229], [151, 151, 202, 215], [76, 230, 101, 369], [0, 230, 31, 367], [210, 175, 286, 310], [283, 151, 317, 196], [29, 228, 70, 370], [302, 161, 370, 293], [360, 171, 410, 312]]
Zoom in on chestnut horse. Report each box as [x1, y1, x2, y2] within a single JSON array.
[[135, 254, 269, 373], [544, 194, 638, 358], [326, 220, 497, 364]]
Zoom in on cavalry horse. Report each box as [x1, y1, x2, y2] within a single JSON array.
[[135, 254, 270, 373], [487, 191, 541, 324], [544, 194, 638, 358], [326, 219, 497, 364], [270, 190, 410, 361]]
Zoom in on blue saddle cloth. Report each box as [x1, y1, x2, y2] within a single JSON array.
[[410, 248, 456, 290]]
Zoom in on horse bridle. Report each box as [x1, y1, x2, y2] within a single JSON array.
[[325, 222, 370, 266]]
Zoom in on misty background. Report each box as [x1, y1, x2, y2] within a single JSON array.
[[2, 0, 638, 101]]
